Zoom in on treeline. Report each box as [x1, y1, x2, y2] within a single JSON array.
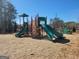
[[0, 0, 17, 33], [50, 17, 79, 31]]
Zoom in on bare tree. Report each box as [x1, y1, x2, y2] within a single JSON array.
[[50, 17, 64, 29], [65, 21, 76, 30], [0, 0, 17, 33]]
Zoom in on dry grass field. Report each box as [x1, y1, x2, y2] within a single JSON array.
[[0, 33, 79, 59]]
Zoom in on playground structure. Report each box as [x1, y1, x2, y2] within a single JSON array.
[[62, 27, 72, 34], [15, 13, 64, 41], [55, 25, 74, 34], [57, 27, 73, 34], [61, 25, 76, 34], [15, 13, 29, 37]]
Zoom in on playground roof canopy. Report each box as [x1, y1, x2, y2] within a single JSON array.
[[19, 13, 29, 17]]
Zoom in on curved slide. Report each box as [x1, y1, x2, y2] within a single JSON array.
[[15, 23, 28, 37], [15, 27, 28, 37], [41, 24, 63, 40]]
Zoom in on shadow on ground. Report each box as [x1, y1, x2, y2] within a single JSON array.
[[53, 38, 70, 44], [17, 34, 70, 44], [0, 56, 9, 59], [42, 35, 70, 44]]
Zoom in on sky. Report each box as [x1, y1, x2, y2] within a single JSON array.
[[11, 0, 79, 24]]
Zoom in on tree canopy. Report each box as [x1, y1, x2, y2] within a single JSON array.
[[50, 17, 64, 29], [0, 0, 17, 33]]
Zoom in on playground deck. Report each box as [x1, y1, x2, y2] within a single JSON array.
[[0, 33, 79, 59]]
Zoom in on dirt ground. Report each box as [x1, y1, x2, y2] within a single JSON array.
[[0, 33, 79, 59]]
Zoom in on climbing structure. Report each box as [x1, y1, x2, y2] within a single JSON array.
[[37, 17, 63, 40], [15, 13, 29, 37], [15, 14, 64, 41], [31, 16, 42, 38]]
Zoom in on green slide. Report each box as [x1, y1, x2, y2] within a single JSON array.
[[41, 24, 63, 40], [15, 23, 28, 37]]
